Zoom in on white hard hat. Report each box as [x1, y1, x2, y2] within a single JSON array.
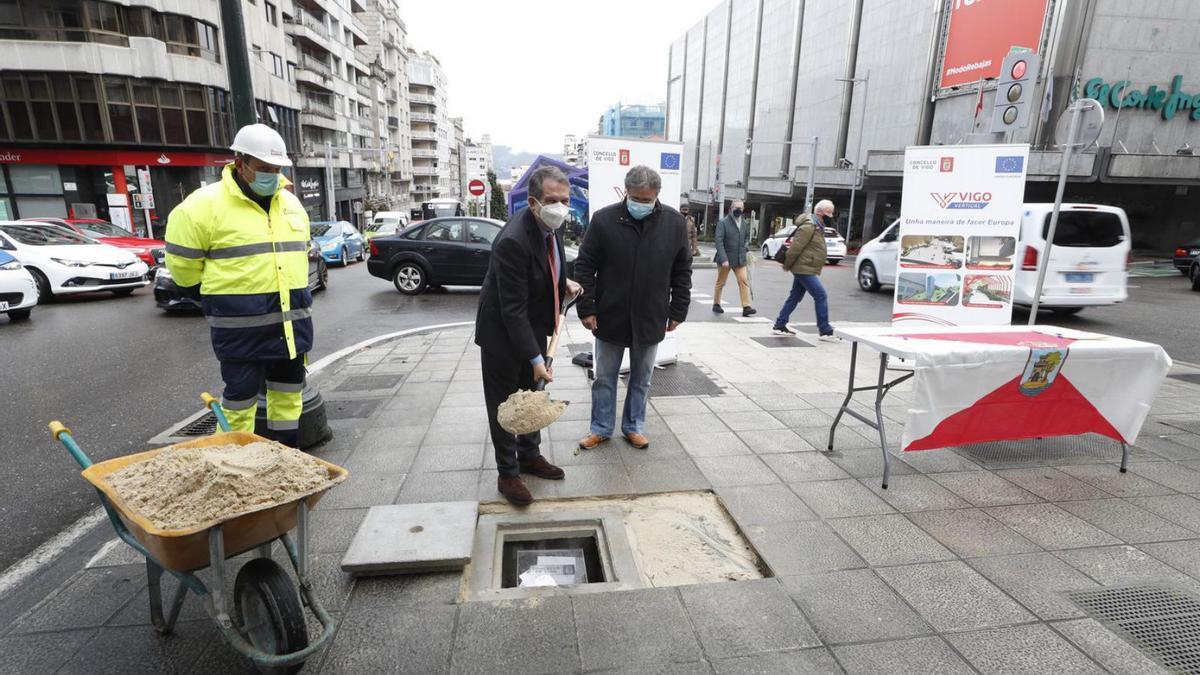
[[230, 123, 292, 167]]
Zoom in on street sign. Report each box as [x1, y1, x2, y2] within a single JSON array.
[[468, 179, 486, 196], [1054, 98, 1105, 149]]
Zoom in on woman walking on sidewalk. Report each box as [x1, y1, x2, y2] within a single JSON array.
[[773, 200, 835, 340]]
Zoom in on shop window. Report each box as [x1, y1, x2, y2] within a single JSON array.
[[15, 196, 68, 219], [9, 165, 63, 194]]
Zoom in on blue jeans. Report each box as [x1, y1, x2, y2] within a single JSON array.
[[591, 338, 659, 438], [775, 274, 832, 334]]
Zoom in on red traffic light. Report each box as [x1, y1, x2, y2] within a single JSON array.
[[1011, 60, 1027, 79]]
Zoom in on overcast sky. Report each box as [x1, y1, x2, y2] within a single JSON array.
[[400, 0, 704, 153]]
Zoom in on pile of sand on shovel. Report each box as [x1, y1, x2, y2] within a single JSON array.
[[498, 390, 567, 435]]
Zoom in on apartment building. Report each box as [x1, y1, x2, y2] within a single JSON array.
[[356, 0, 413, 213], [406, 48, 450, 204]]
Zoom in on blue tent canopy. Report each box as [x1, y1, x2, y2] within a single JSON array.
[[507, 155, 589, 225]]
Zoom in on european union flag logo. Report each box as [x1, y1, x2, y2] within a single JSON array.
[[995, 156, 1024, 174], [660, 153, 681, 170]]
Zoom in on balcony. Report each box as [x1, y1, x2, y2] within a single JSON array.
[[412, 165, 439, 176], [296, 54, 334, 91], [410, 111, 436, 123], [412, 130, 438, 142], [409, 93, 436, 105], [356, 81, 372, 98], [387, 115, 400, 129], [283, 10, 331, 52], [390, 170, 409, 182], [412, 148, 437, 158], [386, 86, 399, 103]]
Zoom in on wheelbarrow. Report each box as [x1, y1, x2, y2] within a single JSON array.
[[49, 393, 349, 673]]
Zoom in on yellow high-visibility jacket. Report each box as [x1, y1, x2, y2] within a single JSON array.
[[165, 163, 312, 361]]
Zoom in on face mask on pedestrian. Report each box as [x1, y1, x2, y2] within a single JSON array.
[[627, 198, 655, 220], [731, 208, 743, 218], [534, 198, 569, 230]]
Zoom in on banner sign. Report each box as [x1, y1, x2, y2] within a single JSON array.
[[587, 135, 683, 220], [892, 144, 1029, 327], [938, 0, 1050, 89]]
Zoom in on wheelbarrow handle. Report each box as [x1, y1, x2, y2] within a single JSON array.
[[200, 392, 233, 433], [48, 420, 93, 469]]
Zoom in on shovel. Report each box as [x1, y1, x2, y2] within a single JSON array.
[[497, 292, 581, 436]]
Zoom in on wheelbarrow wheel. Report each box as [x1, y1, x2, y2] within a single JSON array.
[[234, 558, 308, 674]]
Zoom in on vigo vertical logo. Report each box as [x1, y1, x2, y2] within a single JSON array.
[[619, 149, 630, 165], [931, 191, 992, 209]]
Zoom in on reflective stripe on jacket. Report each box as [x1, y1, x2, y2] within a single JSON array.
[[165, 163, 312, 361]]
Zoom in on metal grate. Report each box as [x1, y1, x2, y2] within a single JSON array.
[[750, 336, 812, 349], [335, 374, 405, 392], [1071, 585, 1200, 673], [176, 411, 219, 436], [638, 361, 725, 397], [952, 433, 1123, 468], [1169, 374, 1200, 385]]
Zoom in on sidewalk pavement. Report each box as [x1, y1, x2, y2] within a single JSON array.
[[6, 317, 1200, 673]]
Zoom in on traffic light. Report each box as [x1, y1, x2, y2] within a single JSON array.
[[990, 50, 1040, 132]]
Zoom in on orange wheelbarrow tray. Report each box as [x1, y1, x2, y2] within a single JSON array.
[[48, 393, 349, 673]]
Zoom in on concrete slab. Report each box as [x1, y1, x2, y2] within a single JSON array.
[[907, 508, 1041, 558], [572, 588, 702, 671], [679, 579, 820, 659], [712, 648, 842, 674], [340, 501, 478, 576], [1052, 618, 1171, 675], [946, 624, 1104, 675], [832, 636, 974, 674], [782, 569, 933, 644], [876, 561, 1034, 632], [966, 552, 1099, 620], [828, 514, 956, 566], [320, 603, 456, 674], [984, 503, 1121, 550], [1057, 498, 1197, 543]]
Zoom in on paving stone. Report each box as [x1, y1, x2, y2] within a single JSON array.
[[715, 483, 816, 525], [694, 455, 779, 487], [1126, 494, 1200, 532], [410, 444, 485, 472], [555, 463, 634, 497], [1053, 618, 1171, 675], [800, 424, 879, 451], [773, 409, 836, 428], [665, 414, 731, 435], [652, 397, 712, 416], [607, 660, 716, 674], [452, 596, 577, 673], [900, 449, 984, 473], [781, 569, 933, 644], [0, 628, 95, 675], [1057, 464, 1176, 497], [308, 508, 368, 554], [866, 474, 972, 512], [761, 452, 850, 483], [628, 459, 711, 493], [984, 503, 1122, 550], [619, 436, 689, 466], [742, 521, 865, 575], [679, 579, 820, 659], [59, 621, 215, 675], [908, 509, 1041, 558], [876, 561, 1034, 632], [790, 479, 895, 518], [478, 472, 561, 503], [743, 393, 813, 412], [677, 432, 753, 458], [322, 602, 455, 674], [424, 421, 490, 445], [702, 396, 761, 413], [928, 471, 1041, 507], [717, 411, 786, 432], [8, 566, 142, 634], [351, 571, 462, 611], [1140, 539, 1200, 579], [712, 648, 842, 674], [1057, 498, 1197, 543], [824, 447, 918, 479], [993, 467, 1113, 501], [341, 501, 476, 575], [1128, 461, 1200, 493], [946, 623, 1103, 675], [966, 552, 1099, 620], [828, 514, 955, 566], [550, 440, 624, 467], [396, 470, 483, 504], [318, 469, 405, 510], [1055, 545, 1200, 590], [573, 588, 702, 671], [547, 419, 594, 442], [832, 636, 973, 674], [1131, 435, 1200, 461], [737, 429, 815, 454]]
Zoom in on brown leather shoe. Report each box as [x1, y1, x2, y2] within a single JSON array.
[[578, 434, 609, 451], [519, 456, 566, 480], [624, 432, 650, 449], [497, 476, 533, 505]]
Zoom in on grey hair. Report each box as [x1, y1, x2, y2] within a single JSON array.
[[624, 165, 662, 192], [814, 199, 835, 214], [528, 165, 570, 201]]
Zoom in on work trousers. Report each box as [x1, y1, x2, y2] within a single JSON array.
[[714, 264, 752, 307], [481, 347, 547, 477], [220, 354, 306, 447]]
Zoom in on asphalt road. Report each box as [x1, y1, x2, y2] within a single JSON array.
[[1, 251, 1195, 572]]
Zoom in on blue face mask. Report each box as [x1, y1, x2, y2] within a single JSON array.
[[248, 170, 279, 197], [626, 199, 655, 220]]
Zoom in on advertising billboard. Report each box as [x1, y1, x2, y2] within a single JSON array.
[[938, 0, 1051, 90], [587, 136, 683, 220], [892, 144, 1029, 327]]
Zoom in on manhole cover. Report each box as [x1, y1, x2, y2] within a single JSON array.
[[325, 398, 385, 420], [750, 336, 812, 349], [1169, 373, 1200, 385], [335, 374, 405, 392], [635, 361, 724, 397], [1071, 585, 1200, 673]]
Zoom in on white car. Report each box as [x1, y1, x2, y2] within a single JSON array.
[[0, 249, 37, 320], [760, 225, 846, 264], [855, 203, 1130, 315], [0, 221, 149, 303]]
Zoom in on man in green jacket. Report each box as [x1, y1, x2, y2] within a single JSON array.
[[773, 200, 836, 340]]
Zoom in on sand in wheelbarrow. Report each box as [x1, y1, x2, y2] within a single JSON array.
[[498, 389, 567, 435], [105, 441, 334, 531]]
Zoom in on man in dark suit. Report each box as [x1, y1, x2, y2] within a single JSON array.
[[475, 165, 580, 505]]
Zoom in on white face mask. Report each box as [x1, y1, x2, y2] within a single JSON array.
[[535, 199, 570, 230]]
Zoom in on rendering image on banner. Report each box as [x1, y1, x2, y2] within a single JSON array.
[[900, 235, 965, 269], [963, 274, 1012, 308], [897, 272, 962, 306], [966, 236, 1016, 270]]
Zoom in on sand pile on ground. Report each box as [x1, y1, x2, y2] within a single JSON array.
[[105, 441, 334, 531], [498, 390, 567, 435]]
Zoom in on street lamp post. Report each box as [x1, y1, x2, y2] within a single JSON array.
[[835, 70, 869, 242]]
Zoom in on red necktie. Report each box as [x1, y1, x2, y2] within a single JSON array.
[[547, 233, 559, 330]]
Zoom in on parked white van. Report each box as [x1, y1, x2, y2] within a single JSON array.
[[855, 203, 1131, 315]]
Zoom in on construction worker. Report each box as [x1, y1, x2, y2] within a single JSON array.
[[165, 124, 311, 447]]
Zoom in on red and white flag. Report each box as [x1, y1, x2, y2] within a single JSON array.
[[972, 76, 986, 130]]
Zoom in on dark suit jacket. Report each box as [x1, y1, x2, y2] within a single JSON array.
[[474, 207, 567, 362]]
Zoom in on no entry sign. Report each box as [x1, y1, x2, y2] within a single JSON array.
[[468, 179, 486, 196]]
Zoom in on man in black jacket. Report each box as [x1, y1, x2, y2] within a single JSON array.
[[476, 166, 579, 505], [575, 165, 692, 451]]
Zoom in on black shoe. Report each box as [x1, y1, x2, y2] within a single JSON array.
[[743, 306, 757, 317], [772, 324, 796, 335], [818, 329, 838, 342], [712, 304, 724, 314]]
